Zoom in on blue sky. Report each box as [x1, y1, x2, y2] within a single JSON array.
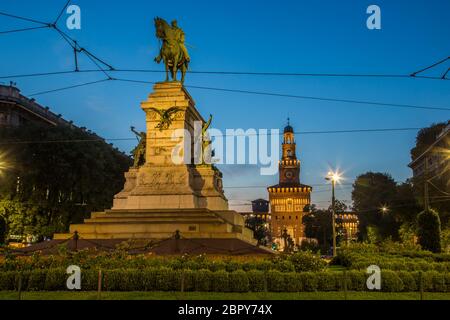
[[1, 0, 449, 211]]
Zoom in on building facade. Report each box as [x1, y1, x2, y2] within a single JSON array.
[[0, 83, 128, 155], [409, 123, 449, 179], [268, 121, 312, 247], [0, 83, 78, 128], [336, 212, 359, 242], [240, 199, 270, 222]]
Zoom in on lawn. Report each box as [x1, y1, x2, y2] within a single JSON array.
[[1, 291, 449, 300]]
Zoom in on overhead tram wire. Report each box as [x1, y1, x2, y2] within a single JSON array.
[[115, 78, 450, 112], [0, 127, 424, 146], [0, 11, 50, 26], [1, 7, 448, 81], [1, 68, 449, 81], [0, 6, 115, 77], [410, 56, 450, 79], [0, 25, 51, 35], [53, 0, 72, 25], [7, 71, 450, 110], [28, 78, 112, 97], [442, 68, 450, 80], [1, 7, 449, 112]]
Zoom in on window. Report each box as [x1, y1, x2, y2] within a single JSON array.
[[287, 199, 293, 212]]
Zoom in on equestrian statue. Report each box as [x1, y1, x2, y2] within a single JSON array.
[[154, 17, 190, 83]]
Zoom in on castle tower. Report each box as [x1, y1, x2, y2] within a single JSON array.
[[268, 120, 312, 248]]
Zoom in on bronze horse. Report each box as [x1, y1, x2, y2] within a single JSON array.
[[154, 17, 189, 83]]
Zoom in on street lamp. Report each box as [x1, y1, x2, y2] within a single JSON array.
[[325, 170, 342, 257]]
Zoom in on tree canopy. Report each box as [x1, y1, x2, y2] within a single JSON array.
[[0, 124, 132, 240], [352, 172, 420, 241], [410, 122, 447, 161], [417, 209, 442, 253]]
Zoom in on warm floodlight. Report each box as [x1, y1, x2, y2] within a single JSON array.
[[0, 152, 9, 175]]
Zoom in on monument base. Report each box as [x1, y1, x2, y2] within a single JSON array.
[[54, 208, 256, 245], [48, 82, 271, 255]]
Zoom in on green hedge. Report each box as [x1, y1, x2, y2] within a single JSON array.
[[0, 251, 326, 273], [331, 244, 450, 273], [1, 268, 448, 292]]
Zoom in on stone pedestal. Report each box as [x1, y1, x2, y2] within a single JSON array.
[[112, 82, 228, 211], [54, 82, 263, 252]]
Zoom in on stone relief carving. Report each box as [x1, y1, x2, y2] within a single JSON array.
[[138, 170, 187, 187]]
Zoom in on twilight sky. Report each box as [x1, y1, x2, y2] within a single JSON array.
[[1, 0, 449, 211]]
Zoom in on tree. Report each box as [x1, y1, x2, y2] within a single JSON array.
[[245, 216, 269, 245], [417, 209, 442, 253], [329, 199, 348, 214], [394, 182, 421, 224], [303, 206, 333, 254], [410, 122, 447, 160], [410, 122, 450, 227], [0, 124, 132, 239], [352, 172, 400, 241]]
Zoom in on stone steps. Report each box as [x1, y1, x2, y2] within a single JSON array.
[[55, 231, 251, 241], [84, 218, 225, 224]]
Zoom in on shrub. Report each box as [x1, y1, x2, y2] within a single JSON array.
[[317, 272, 339, 291], [104, 269, 145, 291], [272, 260, 295, 272], [298, 272, 319, 292], [417, 209, 442, 253], [229, 270, 249, 292], [44, 269, 67, 291], [283, 273, 302, 292], [155, 267, 180, 291], [210, 270, 229, 292], [247, 270, 266, 292], [0, 271, 17, 290], [195, 269, 212, 292], [397, 271, 417, 292], [181, 269, 196, 292], [81, 269, 99, 291], [104, 270, 123, 291], [266, 270, 285, 292], [2, 267, 448, 293], [27, 269, 47, 291], [142, 268, 159, 291], [425, 271, 447, 292], [207, 260, 226, 272], [381, 271, 404, 292], [0, 216, 6, 245], [254, 260, 272, 272], [288, 252, 326, 272], [445, 273, 450, 292], [346, 271, 366, 291], [224, 260, 241, 272]]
